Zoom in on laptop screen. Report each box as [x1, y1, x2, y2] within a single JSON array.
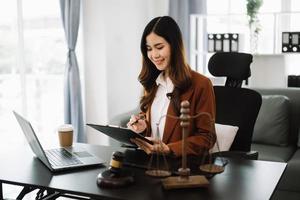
[[13, 111, 52, 168]]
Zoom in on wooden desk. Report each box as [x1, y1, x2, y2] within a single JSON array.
[[0, 143, 286, 200]]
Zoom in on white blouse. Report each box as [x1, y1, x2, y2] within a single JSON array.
[[151, 73, 174, 140]]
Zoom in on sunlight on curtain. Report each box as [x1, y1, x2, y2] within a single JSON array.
[[0, 0, 65, 146]]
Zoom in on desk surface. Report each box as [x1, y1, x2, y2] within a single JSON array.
[[0, 142, 286, 200]]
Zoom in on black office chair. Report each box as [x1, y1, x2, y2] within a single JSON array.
[[208, 52, 262, 159]]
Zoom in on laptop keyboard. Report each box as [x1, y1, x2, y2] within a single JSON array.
[[45, 148, 83, 167]]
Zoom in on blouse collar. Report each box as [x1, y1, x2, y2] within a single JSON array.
[[155, 72, 174, 93]]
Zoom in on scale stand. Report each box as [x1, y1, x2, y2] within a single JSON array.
[[145, 122, 172, 178], [199, 150, 225, 174], [162, 101, 210, 189]]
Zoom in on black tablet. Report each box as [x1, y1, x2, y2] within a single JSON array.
[[86, 124, 153, 147]]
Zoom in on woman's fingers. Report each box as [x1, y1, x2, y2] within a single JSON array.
[[127, 115, 137, 126], [131, 137, 170, 155], [132, 138, 152, 154], [145, 137, 161, 144], [135, 138, 153, 149], [127, 114, 147, 133]]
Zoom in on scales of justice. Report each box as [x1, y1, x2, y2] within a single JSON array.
[[145, 100, 225, 189]]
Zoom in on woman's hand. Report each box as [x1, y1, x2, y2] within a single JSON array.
[[127, 114, 147, 133], [131, 137, 171, 155]]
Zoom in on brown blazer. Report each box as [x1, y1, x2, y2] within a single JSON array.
[[145, 71, 216, 157]]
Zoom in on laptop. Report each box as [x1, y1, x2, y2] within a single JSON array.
[[13, 111, 104, 172]]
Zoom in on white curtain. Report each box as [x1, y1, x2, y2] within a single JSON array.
[[60, 0, 85, 142], [169, 0, 207, 60]]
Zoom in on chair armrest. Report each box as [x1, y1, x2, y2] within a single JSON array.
[[212, 150, 259, 160]]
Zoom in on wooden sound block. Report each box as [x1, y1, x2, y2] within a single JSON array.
[[97, 170, 134, 188], [145, 170, 171, 177], [199, 164, 224, 174], [162, 175, 209, 189]]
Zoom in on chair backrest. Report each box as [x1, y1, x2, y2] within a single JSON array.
[[208, 52, 262, 152], [214, 86, 262, 151], [208, 52, 253, 88]]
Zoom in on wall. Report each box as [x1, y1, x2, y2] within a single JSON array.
[[248, 54, 300, 88], [82, 0, 168, 145], [249, 54, 287, 88]]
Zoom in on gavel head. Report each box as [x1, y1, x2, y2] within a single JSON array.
[[109, 151, 124, 174]]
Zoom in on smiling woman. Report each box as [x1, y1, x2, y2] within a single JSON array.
[[146, 32, 171, 71], [127, 16, 217, 157]]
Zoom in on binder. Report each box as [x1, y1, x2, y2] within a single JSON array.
[[87, 124, 153, 147]]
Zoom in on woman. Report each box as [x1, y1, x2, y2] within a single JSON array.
[[127, 16, 216, 157]]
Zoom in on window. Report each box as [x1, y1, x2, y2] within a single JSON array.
[[259, 0, 281, 12], [291, 0, 300, 11], [291, 0, 300, 30], [0, 0, 65, 145], [207, 0, 246, 14], [191, 0, 300, 76]]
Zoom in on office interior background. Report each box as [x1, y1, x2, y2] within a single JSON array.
[[1, 0, 300, 147]]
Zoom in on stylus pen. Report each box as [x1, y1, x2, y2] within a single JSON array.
[[129, 114, 145, 126]]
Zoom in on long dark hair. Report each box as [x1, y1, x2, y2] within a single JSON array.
[[139, 16, 192, 115]]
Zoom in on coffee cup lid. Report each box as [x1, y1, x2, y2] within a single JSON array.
[[58, 124, 73, 132]]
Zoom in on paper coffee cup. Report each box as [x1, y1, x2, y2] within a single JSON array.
[[58, 124, 73, 147]]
